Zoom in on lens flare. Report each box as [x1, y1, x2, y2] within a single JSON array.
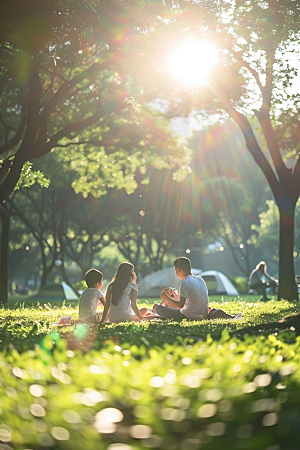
[[169, 38, 218, 86]]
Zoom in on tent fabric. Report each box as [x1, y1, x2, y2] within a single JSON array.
[[31, 282, 79, 301], [61, 282, 79, 300], [199, 270, 239, 296], [138, 268, 238, 297], [138, 267, 201, 298]]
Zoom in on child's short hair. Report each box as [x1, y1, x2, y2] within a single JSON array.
[[84, 269, 103, 288], [174, 257, 191, 274]]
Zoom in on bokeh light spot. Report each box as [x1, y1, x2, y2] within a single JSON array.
[[197, 403, 217, 418], [51, 427, 70, 441], [130, 424, 152, 439]]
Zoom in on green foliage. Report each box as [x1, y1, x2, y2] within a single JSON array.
[[0, 0, 193, 202], [253, 199, 300, 263], [188, 120, 271, 276], [14, 162, 50, 190], [107, 166, 198, 275], [73, 280, 87, 293], [228, 276, 249, 295], [0, 299, 299, 449], [136, 0, 300, 298]]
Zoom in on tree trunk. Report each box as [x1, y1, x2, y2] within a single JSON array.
[[39, 251, 55, 289], [39, 264, 49, 290], [57, 234, 73, 287], [60, 262, 73, 287], [277, 202, 299, 301], [0, 204, 10, 304], [226, 108, 300, 302]]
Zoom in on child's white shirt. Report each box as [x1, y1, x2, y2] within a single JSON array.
[[79, 288, 104, 320]]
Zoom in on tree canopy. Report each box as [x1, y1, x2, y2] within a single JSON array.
[[136, 0, 300, 300], [2, 0, 300, 301], [0, 0, 192, 202], [189, 120, 270, 276], [0, 1, 195, 302]]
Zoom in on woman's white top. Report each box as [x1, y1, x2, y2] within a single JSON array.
[[108, 282, 138, 323]]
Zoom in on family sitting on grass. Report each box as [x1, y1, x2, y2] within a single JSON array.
[[78, 257, 242, 324]]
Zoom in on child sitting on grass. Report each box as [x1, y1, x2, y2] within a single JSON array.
[[78, 269, 106, 323], [100, 262, 159, 324]]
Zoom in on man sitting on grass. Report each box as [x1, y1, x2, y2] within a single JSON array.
[[153, 257, 242, 321], [153, 257, 208, 321]]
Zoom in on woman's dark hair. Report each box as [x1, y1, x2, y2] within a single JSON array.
[[107, 262, 134, 306]]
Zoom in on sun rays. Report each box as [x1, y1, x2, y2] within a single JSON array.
[[168, 38, 219, 87]]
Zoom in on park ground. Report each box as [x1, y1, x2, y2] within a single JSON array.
[[0, 295, 299, 450]]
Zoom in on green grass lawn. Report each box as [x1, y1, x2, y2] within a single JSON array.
[[0, 296, 299, 449]]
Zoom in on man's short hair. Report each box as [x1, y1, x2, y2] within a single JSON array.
[[84, 269, 103, 288], [174, 257, 191, 274]]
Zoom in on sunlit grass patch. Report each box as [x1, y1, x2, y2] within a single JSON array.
[[0, 298, 298, 353], [0, 299, 299, 449], [0, 322, 299, 449]]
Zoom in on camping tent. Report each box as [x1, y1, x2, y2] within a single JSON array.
[[138, 267, 202, 298], [138, 268, 239, 297], [31, 282, 79, 301], [199, 270, 239, 296]]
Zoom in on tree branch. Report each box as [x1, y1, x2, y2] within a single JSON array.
[[209, 85, 282, 201], [0, 153, 27, 202], [32, 95, 126, 159], [54, 139, 119, 149], [0, 108, 27, 156], [18, 58, 42, 157], [40, 58, 115, 120], [0, 158, 12, 185], [232, 50, 264, 93], [255, 108, 291, 185]]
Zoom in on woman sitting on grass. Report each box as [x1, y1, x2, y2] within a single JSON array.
[[100, 262, 158, 324]]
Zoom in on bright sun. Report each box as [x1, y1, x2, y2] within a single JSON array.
[[169, 38, 219, 86]]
